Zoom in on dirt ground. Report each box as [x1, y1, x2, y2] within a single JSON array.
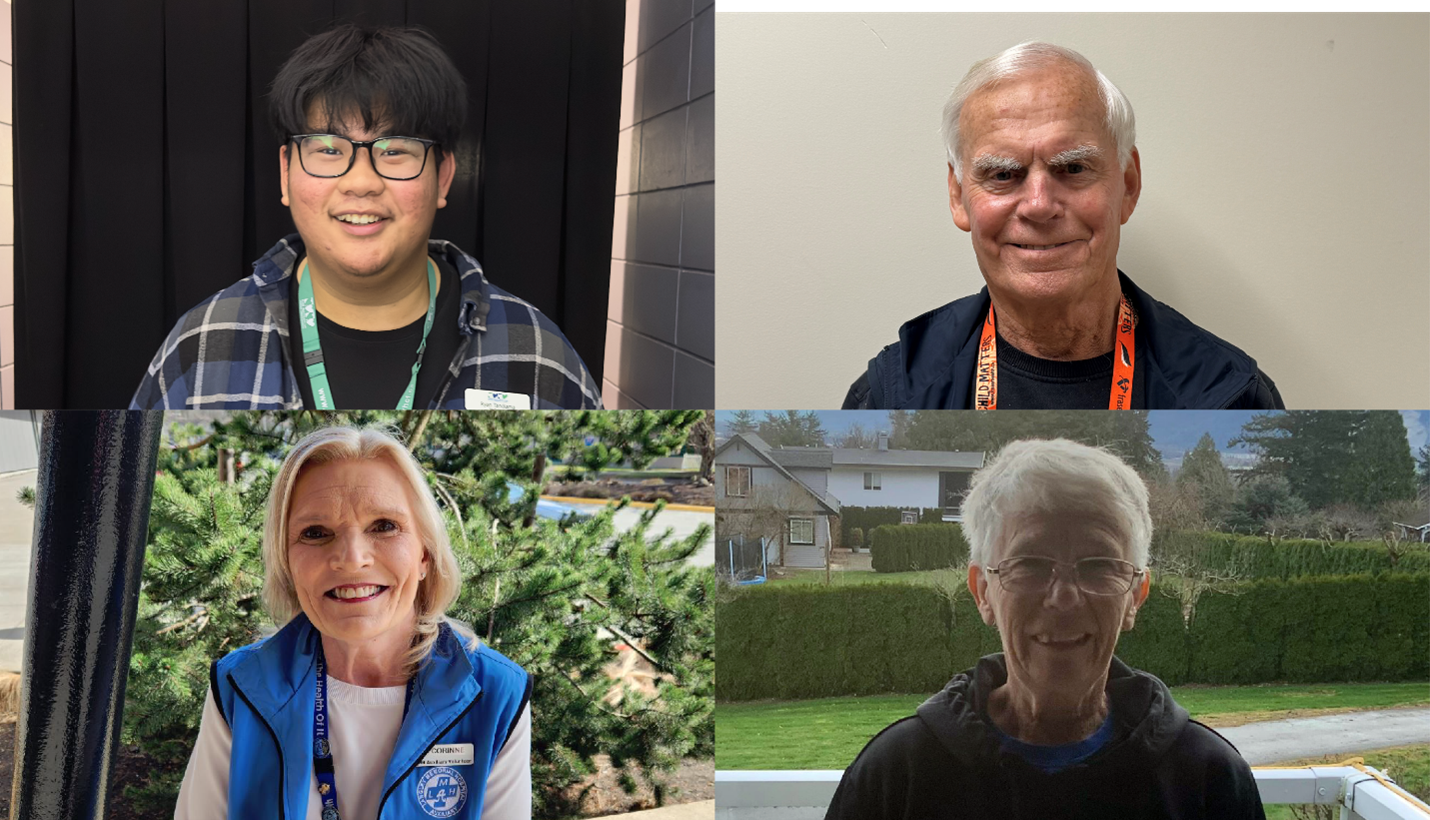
[[546, 478, 713, 507], [561, 756, 714, 817]]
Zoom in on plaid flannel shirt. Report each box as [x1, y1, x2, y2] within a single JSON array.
[[132, 234, 601, 409]]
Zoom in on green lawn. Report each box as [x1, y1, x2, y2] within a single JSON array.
[[715, 682, 1430, 770]]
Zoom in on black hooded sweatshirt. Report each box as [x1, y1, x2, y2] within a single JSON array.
[[825, 654, 1266, 820]]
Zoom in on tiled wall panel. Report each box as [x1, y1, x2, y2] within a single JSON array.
[[607, 0, 714, 409]]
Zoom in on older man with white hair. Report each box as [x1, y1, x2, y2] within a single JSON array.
[[824, 439, 1265, 819], [843, 42, 1283, 411]]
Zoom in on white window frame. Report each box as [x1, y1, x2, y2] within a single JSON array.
[[788, 517, 815, 545], [725, 466, 751, 498], [863, 471, 881, 490]]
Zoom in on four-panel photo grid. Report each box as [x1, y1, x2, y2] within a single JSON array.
[[0, 4, 1428, 820]]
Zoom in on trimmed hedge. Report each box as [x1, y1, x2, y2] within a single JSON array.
[[838, 507, 945, 543], [869, 524, 969, 572], [715, 574, 1430, 700], [1156, 532, 1430, 579]]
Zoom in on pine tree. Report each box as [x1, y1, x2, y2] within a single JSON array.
[[1343, 411, 1417, 510], [1176, 433, 1234, 528], [756, 410, 827, 447], [888, 410, 1163, 476], [725, 410, 758, 436], [1232, 411, 1416, 510], [1418, 443, 1430, 492], [121, 410, 712, 817]]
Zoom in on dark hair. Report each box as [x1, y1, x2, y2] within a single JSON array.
[[269, 24, 467, 160]]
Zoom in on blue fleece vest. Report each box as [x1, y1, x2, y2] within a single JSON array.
[[211, 614, 530, 820]]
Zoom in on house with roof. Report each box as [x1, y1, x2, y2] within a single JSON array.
[[714, 432, 984, 569], [1393, 510, 1430, 543], [714, 433, 841, 569], [827, 434, 985, 521]]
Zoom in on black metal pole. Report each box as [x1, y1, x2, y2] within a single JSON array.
[[13, 411, 164, 820]]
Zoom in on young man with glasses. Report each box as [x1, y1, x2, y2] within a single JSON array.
[[825, 439, 1265, 820], [133, 25, 599, 410]]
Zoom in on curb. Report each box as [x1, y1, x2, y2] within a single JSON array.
[[542, 495, 715, 514]]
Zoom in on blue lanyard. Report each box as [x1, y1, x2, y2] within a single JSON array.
[[313, 643, 416, 820], [297, 257, 439, 410]]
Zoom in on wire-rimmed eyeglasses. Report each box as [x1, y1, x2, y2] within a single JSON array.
[[290, 134, 439, 180], [986, 556, 1145, 597]]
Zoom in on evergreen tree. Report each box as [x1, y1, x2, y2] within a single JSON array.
[[725, 410, 758, 436], [121, 410, 712, 817], [1225, 474, 1310, 534], [1342, 411, 1418, 510], [756, 410, 827, 447], [1418, 443, 1430, 492], [1176, 433, 1234, 528], [889, 410, 1163, 476], [1232, 411, 1416, 510]]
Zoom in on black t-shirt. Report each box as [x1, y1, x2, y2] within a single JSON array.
[[287, 255, 462, 409], [989, 331, 1147, 410]]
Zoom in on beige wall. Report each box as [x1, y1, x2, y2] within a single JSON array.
[[607, 0, 715, 409], [715, 13, 1430, 409]]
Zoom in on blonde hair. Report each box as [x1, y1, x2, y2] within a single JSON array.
[[261, 425, 475, 679]]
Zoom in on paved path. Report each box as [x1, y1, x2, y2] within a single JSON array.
[[0, 470, 37, 673], [557, 498, 715, 567], [1219, 707, 1430, 764]]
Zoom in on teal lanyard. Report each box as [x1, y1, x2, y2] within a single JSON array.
[[297, 258, 438, 410]]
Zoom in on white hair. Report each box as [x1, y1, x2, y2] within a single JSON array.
[[942, 41, 1136, 181], [962, 438, 1151, 568]]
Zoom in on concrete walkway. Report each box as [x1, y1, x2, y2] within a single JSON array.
[[1219, 707, 1430, 764], [0, 470, 37, 673]]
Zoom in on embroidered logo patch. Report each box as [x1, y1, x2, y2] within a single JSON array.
[[416, 766, 467, 818]]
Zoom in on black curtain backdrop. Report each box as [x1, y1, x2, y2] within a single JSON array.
[[15, 0, 623, 408]]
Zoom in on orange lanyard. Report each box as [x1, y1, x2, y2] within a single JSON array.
[[974, 293, 1137, 410]]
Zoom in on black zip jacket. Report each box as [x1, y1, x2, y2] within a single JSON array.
[[825, 654, 1266, 820], [842, 272, 1284, 410]]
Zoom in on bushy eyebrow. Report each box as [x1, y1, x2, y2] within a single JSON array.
[[972, 154, 1023, 175], [972, 145, 1105, 177], [1047, 144, 1104, 167]]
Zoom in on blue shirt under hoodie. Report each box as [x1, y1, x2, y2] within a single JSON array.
[[211, 613, 530, 820]]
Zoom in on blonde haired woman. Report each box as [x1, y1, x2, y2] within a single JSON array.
[[175, 427, 530, 819]]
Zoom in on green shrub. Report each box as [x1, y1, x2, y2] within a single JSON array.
[[1155, 531, 1430, 579], [869, 524, 969, 572], [715, 584, 960, 701], [849, 527, 864, 548], [838, 506, 945, 543], [715, 574, 1430, 700]]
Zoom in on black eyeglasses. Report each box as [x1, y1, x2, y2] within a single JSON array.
[[290, 134, 439, 180], [986, 556, 1144, 597]]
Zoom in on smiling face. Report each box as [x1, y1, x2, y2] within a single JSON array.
[[279, 106, 456, 285], [949, 65, 1140, 311], [286, 456, 430, 653], [968, 507, 1149, 707]]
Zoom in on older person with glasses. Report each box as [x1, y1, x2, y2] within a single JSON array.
[[825, 438, 1265, 820], [133, 24, 599, 411]]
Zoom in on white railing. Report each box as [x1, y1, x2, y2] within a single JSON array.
[[715, 768, 1430, 820]]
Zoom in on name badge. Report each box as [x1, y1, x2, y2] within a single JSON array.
[[465, 389, 533, 410], [419, 743, 476, 767]]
